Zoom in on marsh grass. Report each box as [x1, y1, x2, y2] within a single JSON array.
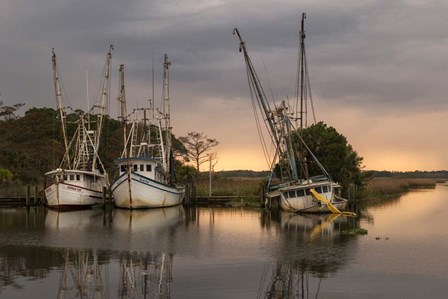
[[364, 177, 436, 199], [192, 175, 439, 205], [195, 177, 264, 201]]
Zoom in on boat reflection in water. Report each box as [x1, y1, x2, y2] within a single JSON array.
[[259, 210, 357, 298], [56, 248, 174, 299], [118, 251, 174, 298], [58, 249, 107, 298], [45, 208, 104, 229], [46, 206, 184, 298], [112, 205, 185, 232]]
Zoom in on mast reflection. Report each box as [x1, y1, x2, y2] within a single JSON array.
[[259, 210, 359, 298]]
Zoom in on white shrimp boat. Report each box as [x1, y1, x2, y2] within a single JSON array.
[[235, 14, 350, 214], [44, 47, 112, 210], [111, 55, 184, 209]]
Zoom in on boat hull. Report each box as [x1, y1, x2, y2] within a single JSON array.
[[44, 169, 107, 210], [272, 181, 348, 213], [45, 182, 103, 210], [111, 172, 184, 209]]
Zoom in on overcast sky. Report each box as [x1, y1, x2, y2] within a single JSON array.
[[1, 0, 448, 171]]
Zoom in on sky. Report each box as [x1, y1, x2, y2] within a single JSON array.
[[1, 0, 448, 172]]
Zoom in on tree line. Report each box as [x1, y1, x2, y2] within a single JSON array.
[[3, 102, 404, 198], [0, 102, 221, 185]]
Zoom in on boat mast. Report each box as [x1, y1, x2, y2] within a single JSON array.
[[51, 49, 71, 169], [234, 29, 299, 182], [118, 64, 128, 158], [162, 54, 172, 181], [233, 29, 281, 150], [91, 45, 113, 170], [299, 12, 306, 130], [297, 13, 310, 179], [296, 12, 316, 129]]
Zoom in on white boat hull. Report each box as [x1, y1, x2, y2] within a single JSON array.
[[44, 169, 107, 210], [272, 181, 348, 213], [111, 172, 184, 209], [45, 182, 103, 210]]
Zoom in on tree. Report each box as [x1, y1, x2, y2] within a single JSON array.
[[0, 100, 25, 121], [0, 168, 13, 182], [297, 121, 366, 195], [179, 132, 219, 171]]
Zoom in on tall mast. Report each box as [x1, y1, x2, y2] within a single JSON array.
[[118, 64, 128, 157], [162, 54, 172, 179], [152, 53, 155, 119], [94, 45, 113, 151], [91, 45, 113, 169], [51, 48, 71, 169], [297, 12, 311, 179], [234, 28, 298, 182], [296, 12, 316, 129], [233, 29, 281, 151], [299, 12, 306, 130]]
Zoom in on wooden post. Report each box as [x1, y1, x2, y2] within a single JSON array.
[[102, 187, 107, 209], [25, 184, 30, 207], [192, 183, 197, 204], [34, 185, 38, 205], [42, 176, 46, 206], [260, 184, 265, 208], [184, 183, 190, 206], [108, 186, 113, 207]]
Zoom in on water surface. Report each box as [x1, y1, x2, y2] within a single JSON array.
[[0, 185, 447, 298]]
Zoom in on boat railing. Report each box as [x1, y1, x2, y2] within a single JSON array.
[[309, 175, 328, 183]]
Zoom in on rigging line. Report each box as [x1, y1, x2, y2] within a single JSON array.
[[261, 56, 276, 104], [297, 133, 331, 179], [53, 57, 73, 113], [246, 66, 272, 168], [304, 51, 316, 124], [249, 82, 271, 168], [245, 53, 281, 149], [294, 26, 301, 125]]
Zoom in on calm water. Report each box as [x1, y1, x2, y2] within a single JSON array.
[[1, 185, 448, 298]]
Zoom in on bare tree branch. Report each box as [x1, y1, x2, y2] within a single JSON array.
[[179, 131, 219, 171]]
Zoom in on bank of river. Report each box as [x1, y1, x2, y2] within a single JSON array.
[[0, 184, 447, 298]]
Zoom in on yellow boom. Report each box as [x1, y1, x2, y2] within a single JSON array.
[[310, 189, 356, 217]]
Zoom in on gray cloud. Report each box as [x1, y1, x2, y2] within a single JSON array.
[[2, 0, 448, 170]]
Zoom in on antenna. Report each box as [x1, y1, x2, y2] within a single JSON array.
[[86, 70, 90, 130]]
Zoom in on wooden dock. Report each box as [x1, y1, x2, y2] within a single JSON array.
[[0, 196, 44, 208], [193, 195, 257, 205]]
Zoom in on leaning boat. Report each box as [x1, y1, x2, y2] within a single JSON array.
[[111, 55, 184, 209], [234, 14, 349, 214], [44, 47, 112, 210]]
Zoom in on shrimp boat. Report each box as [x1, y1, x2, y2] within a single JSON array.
[[234, 14, 348, 213], [111, 55, 184, 209], [44, 47, 112, 210]]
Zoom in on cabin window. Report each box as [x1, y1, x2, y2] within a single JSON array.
[[305, 189, 310, 196], [133, 164, 138, 172], [288, 191, 296, 198], [146, 164, 152, 172], [322, 186, 328, 193], [140, 164, 144, 171], [315, 186, 322, 193], [63, 175, 67, 181], [69, 175, 74, 181], [121, 165, 127, 172], [297, 189, 304, 197], [76, 175, 80, 181]]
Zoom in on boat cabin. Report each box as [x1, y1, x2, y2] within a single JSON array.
[[45, 169, 105, 189], [116, 157, 163, 182], [282, 183, 333, 199]]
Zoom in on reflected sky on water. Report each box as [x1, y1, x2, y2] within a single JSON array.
[[1, 185, 448, 298]]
